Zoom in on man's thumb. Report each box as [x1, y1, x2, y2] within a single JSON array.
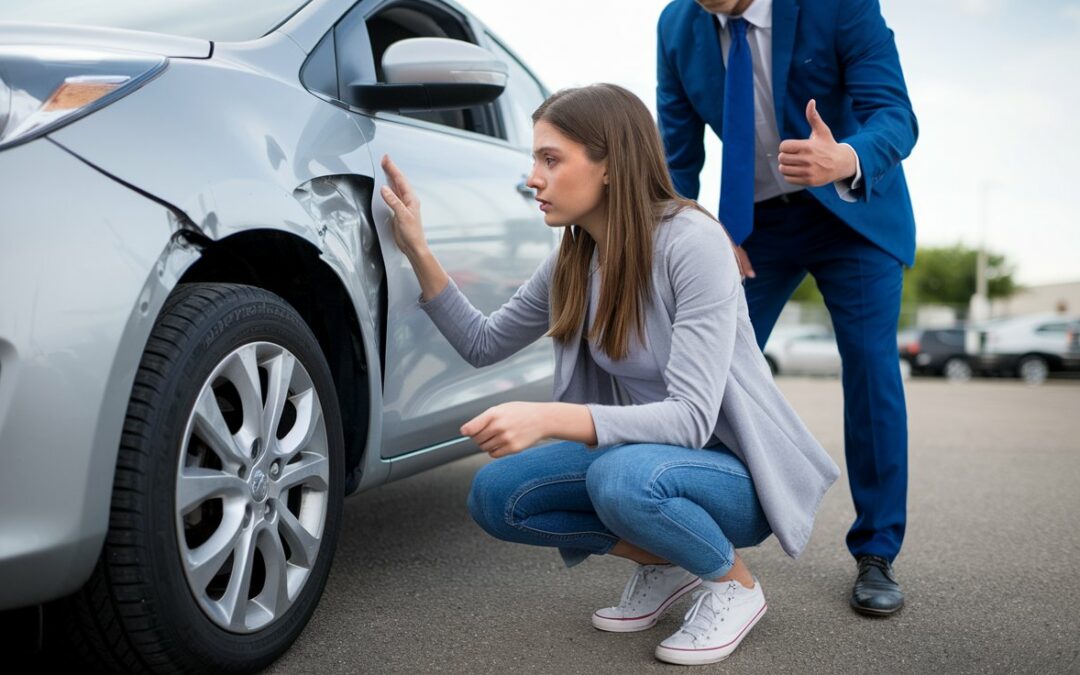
[[806, 99, 831, 139]]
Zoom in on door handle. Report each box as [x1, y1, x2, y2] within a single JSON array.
[[515, 177, 535, 199]]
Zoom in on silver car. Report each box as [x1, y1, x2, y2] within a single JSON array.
[[0, 0, 556, 670], [762, 324, 842, 377]]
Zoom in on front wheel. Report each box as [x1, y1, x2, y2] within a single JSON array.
[[1017, 355, 1049, 385], [63, 283, 345, 673], [942, 357, 973, 383]]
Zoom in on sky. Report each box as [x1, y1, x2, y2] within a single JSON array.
[[459, 0, 1080, 287]]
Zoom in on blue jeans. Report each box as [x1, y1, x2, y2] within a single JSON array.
[[466, 441, 772, 579]]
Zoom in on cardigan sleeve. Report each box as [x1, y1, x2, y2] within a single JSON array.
[[418, 249, 557, 368], [586, 219, 741, 448]]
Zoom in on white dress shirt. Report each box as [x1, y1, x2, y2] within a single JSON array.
[[713, 0, 862, 203]]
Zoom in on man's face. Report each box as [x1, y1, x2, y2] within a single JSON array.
[[695, 0, 753, 15]]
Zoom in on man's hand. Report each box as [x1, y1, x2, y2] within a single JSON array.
[[461, 402, 551, 458], [777, 99, 857, 187]]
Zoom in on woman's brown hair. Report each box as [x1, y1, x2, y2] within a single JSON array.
[[535, 83, 710, 360]]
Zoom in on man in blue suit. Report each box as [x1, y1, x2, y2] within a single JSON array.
[[657, 0, 916, 615]]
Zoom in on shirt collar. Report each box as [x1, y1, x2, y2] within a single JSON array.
[[713, 0, 772, 30]]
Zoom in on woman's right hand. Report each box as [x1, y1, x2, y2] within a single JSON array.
[[380, 154, 427, 257], [379, 154, 451, 301]]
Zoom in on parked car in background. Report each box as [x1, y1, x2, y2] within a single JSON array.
[[763, 324, 843, 377], [965, 314, 1080, 384], [898, 327, 971, 381], [0, 0, 556, 671]]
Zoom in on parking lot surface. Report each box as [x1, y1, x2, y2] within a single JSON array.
[[265, 377, 1080, 674]]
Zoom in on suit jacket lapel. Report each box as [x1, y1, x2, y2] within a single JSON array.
[[771, 0, 799, 133], [693, 9, 726, 132]]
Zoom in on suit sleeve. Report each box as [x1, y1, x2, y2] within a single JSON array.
[[657, 14, 706, 201], [835, 0, 918, 201], [419, 250, 556, 367]]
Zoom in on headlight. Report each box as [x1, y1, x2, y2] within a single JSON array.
[[0, 45, 165, 151]]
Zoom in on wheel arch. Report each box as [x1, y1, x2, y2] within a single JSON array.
[[177, 229, 382, 492]]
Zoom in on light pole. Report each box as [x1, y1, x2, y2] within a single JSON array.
[[969, 180, 992, 321]]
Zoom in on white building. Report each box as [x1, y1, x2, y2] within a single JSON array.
[[990, 280, 1080, 318]]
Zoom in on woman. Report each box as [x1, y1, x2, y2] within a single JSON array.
[[379, 84, 839, 666]]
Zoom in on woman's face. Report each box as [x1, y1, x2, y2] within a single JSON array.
[[527, 120, 608, 228]]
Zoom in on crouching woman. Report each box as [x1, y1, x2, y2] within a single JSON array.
[[379, 83, 839, 666]]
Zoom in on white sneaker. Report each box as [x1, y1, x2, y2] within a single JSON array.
[[591, 564, 701, 633], [654, 579, 767, 665]]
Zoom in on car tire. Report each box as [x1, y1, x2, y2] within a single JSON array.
[[59, 283, 345, 673], [942, 357, 973, 383], [764, 355, 779, 376], [1017, 355, 1049, 385]]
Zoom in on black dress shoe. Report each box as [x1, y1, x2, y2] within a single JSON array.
[[850, 555, 904, 616]]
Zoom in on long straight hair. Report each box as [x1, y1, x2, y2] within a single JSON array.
[[535, 84, 710, 360]]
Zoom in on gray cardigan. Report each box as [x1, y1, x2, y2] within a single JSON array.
[[420, 206, 840, 558]]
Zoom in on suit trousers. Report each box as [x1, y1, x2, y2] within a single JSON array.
[[741, 192, 908, 561]]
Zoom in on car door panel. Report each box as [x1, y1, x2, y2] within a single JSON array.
[[363, 117, 555, 457]]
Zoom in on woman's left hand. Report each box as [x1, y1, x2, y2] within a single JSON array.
[[461, 402, 551, 458]]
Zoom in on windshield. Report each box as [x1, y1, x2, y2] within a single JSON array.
[[0, 0, 315, 42]]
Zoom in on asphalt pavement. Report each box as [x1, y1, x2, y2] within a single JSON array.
[[266, 377, 1080, 675]]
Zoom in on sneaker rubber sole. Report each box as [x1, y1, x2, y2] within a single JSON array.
[[591, 578, 702, 633], [653, 601, 767, 665]]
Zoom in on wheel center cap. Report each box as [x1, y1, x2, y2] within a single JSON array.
[[250, 469, 269, 502]]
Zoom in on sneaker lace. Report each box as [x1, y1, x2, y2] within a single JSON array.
[[679, 583, 737, 642], [618, 566, 650, 608]]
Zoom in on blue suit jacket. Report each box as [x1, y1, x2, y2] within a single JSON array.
[[657, 0, 918, 266]]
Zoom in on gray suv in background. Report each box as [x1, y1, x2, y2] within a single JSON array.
[[0, 0, 555, 670]]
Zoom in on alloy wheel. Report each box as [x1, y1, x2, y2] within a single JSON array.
[[175, 341, 330, 633]]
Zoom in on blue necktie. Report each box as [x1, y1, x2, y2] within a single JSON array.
[[719, 17, 754, 246]]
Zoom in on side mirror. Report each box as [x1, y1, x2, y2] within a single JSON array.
[[347, 37, 508, 112]]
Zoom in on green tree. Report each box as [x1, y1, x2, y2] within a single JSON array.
[[789, 274, 823, 304], [776, 244, 1018, 324], [905, 245, 1018, 306]]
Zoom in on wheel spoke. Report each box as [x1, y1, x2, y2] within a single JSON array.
[[277, 504, 321, 568], [187, 509, 246, 591], [224, 345, 264, 441], [279, 389, 322, 458], [262, 351, 296, 442], [192, 388, 245, 468], [257, 526, 292, 616], [218, 525, 259, 631], [277, 453, 329, 494], [177, 468, 245, 514]]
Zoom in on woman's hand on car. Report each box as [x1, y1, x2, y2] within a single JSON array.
[[380, 154, 450, 300], [461, 402, 552, 458], [380, 154, 427, 257]]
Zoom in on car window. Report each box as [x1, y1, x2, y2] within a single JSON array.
[[1035, 323, 1068, 334], [332, 0, 501, 138], [942, 330, 965, 347], [485, 35, 548, 148], [928, 329, 965, 347]]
